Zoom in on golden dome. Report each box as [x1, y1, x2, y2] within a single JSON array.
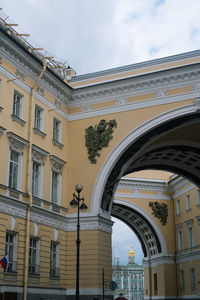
[[129, 246, 134, 257]]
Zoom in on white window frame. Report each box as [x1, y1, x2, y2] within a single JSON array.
[[5, 231, 18, 272], [32, 161, 42, 198], [31, 145, 48, 199], [186, 195, 191, 211], [34, 105, 44, 131], [13, 90, 24, 119], [176, 200, 181, 215], [51, 170, 61, 205], [29, 237, 40, 275], [50, 241, 59, 277], [53, 118, 61, 142], [8, 150, 19, 190], [49, 155, 66, 206], [7, 132, 28, 193]]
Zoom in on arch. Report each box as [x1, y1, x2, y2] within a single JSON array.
[[91, 102, 200, 215], [112, 199, 168, 259]]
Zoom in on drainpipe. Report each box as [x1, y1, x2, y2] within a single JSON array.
[[23, 61, 47, 300]]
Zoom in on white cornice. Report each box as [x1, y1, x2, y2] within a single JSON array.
[[67, 90, 200, 121], [176, 250, 200, 263], [70, 49, 200, 85], [115, 192, 170, 200], [1, 61, 200, 122], [0, 194, 112, 233], [143, 255, 175, 268]]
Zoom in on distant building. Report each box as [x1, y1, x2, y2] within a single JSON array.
[[112, 247, 144, 300]]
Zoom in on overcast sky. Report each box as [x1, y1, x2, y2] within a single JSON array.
[[1, 0, 200, 75], [1, 0, 199, 266]]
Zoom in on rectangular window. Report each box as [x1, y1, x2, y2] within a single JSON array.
[[50, 241, 59, 277], [178, 229, 183, 251], [188, 226, 194, 249], [29, 237, 40, 275], [186, 195, 191, 210], [53, 118, 61, 142], [197, 189, 200, 205], [13, 91, 22, 118], [51, 171, 59, 204], [9, 151, 19, 189], [180, 270, 184, 293], [32, 162, 40, 197], [34, 105, 43, 131], [176, 200, 181, 215], [191, 268, 196, 292], [5, 232, 17, 272]]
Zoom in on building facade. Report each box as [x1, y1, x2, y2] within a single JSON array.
[[112, 248, 144, 300], [0, 10, 200, 300]]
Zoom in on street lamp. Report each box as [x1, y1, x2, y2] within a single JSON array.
[[70, 184, 88, 300]]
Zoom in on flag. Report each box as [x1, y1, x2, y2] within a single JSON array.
[[0, 256, 8, 270]]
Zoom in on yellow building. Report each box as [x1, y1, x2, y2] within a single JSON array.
[[0, 12, 200, 300]]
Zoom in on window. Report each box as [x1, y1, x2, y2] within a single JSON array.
[[5, 232, 17, 272], [176, 200, 181, 215], [32, 162, 40, 197], [9, 150, 19, 189], [186, 195, 191, 210], [197, 189, 200, 206], [29, 237, 40, 275], [178, 229, 183, 251], [50, 155, 66, 206], [51, 171, 59, 204], [7, 132, 28, 194], [191, 268, 196, 292], [13, 91, 22, 118], [50, 242, 59, 277], [53, 118, 61, 142], [188, 226, 194, 249], [180, 270, 184, 293], [34, 105, 43, 131]]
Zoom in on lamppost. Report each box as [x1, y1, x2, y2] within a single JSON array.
[[70, 184, 88, 300]]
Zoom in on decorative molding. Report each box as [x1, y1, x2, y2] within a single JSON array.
[[85, 119, 117, 164], [11, 114, 26, 126], [143, 255, 175, 268], [195, 97, 200, 110], [81, 104, 93, 112], [115, 98, 128, 106], [0, 125, 6, 135], [118, 177, 168, 192], [115, 191, 170, 201], [66, 216, 113, 234], [49, 155, 66, 173], [7, 131, 29, 154], [52, 139, 64, 149], [149, 201, 168, 225], [32, 144, 48, 164], [33, 128, 46, 139]]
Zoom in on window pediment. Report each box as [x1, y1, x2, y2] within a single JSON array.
[[32, 144, 48, 164], [7, 132, 29, 154], [49, 155, 66, 173]]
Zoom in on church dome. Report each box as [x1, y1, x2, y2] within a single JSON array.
[[129, 246, 134, 257]]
